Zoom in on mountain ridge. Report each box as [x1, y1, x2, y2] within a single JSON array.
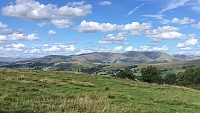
[[2, 51, 200, 69]]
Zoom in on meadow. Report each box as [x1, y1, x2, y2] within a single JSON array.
[[1, 68, 200, 113]]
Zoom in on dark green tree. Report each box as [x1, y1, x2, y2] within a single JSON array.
[[116, 70, 135, 80], [178, 67, 200, 86], [164, 73, 177, 85], [141, 66, 161, 83]]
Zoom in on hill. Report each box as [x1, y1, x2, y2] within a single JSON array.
[[0, 57, 28, 66], [1, 68, 200, 113], [141, 58, 200, 69], [173, 54, 200, 61], [1, 51, 180, 68]]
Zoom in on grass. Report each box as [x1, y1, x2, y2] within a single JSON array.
[[1, 68, 200, 113]]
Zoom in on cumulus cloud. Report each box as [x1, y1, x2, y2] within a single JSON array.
[[51, 19, 72, 28], [37, 22, 47, 27], [113, 46, 123, 52], [78, 20, 122, 33], [146, 26, 185, 41], [8, 32, 39, 40], [65, 45, 76, 51], [3, 43, 26, 52], [171, 17, 195, 24], [2, 0, 92, 21], [192, 21, 200, 29], [0, 32, 39, 41], [124, 46, 134, 51], [185, 35, 198, 46], [99, 1, 112, 6], [28, 48, 40, 53], [0, 22, 7, 28], [78, 20, 151, 33], [0, 35, 7, 41], [48, 30, 56, 35], [99, 32, 128, 44], [10, 43, 25, 48], [123, 22, 151, 35], [43, 45, 61, 52], [176, 34, 198, 49], [138, 45, 169, 51], [176, 43, 185, 48], [180, 47, 192, 50], [0, 28, 14, 35]]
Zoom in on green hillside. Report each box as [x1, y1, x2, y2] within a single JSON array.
[[1, 68, 200, 113]]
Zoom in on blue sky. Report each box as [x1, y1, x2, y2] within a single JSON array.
[[0, 0, 200, 58]]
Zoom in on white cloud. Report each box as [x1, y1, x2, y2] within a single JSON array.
[[0, 32, 39, 41], [76, 49, 94, 55], [0, 28, 14, 35], [159, 0, 190, 14], [171, 17, 195, 24], [191, 0, 200, 12], [146, 26, 185, 41], [176, 34, 198, 49], [99, 32, 128, 44], [181, 47, 192, 50], [176, 43, 184, 48], [78, 20, 121, 33], [192, 21, 200, 29], [2, 0, 92, 21], [29, 48, 40, 53], [37, 22, 47, 27], [43, 44, 48, 47], [152, 45, 169, 51], [113, 46, 123, 52], [0, 22, 7, 28], [0, 35, 7, 40], [78, 20, 151, 33], [43, 45, 61, 52], [8, 32, 39, 40], [185, 34, 198, 46], [3, 43, 25, 52], [124, 46, 134, 51], [123, 22, 151, 35], [99, 1, 112, 6], [10, 43, 25, 48], [65, 45, 76, 52], [138, 45, 169, 51], [48, 30, 56, 35], [127, 3, 145, 17], [51, 19, 72, 28]]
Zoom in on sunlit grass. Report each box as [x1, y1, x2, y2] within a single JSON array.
[[1, 68, 200, 113]]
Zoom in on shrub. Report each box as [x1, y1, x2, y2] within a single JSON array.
[[178, 67, 200, 86], [164, 73, 177, 85], [141, 66, 161, 84], [104, 85, 110, 91], [116, 70, 135, 80]]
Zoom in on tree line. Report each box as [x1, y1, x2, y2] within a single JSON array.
[[115, 66, 200, 89]]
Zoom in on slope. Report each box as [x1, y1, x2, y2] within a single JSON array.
[[1, 68, 200, 113]]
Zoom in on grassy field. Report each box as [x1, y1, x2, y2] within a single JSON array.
[[1, 68, 200, 113]]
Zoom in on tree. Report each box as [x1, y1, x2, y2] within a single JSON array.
[[116, 70, 135, 80], [141, 66, 161, 83], [164, 73, 177, 85], [178, 67, 200, 86]]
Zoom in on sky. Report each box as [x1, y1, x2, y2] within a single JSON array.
[[0, 0, 200, 58]]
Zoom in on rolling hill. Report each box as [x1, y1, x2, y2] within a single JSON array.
[[3, 51, 180, 65], [1, 68, 200, 113], [2, 51, 200, 74], [0, 57, 29, 66]]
